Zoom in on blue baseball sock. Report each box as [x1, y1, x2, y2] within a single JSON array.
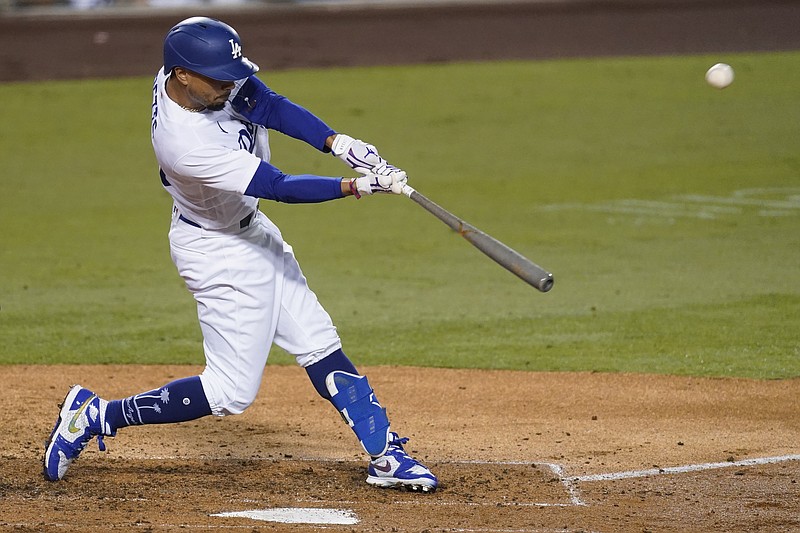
[[305, 348, 358, 400], [105, 376, 212, 431]]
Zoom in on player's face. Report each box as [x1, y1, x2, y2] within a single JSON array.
[[185, 71, 236, 112]]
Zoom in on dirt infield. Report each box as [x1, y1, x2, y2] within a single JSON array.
[[2, 365, 799, 531]]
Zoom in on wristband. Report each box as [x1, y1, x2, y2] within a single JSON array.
[[349, 178, 361, 199]]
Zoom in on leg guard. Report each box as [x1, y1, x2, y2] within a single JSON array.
[[325, 371, 390, 457]]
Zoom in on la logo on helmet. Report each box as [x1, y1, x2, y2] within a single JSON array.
[[229, 39, 242, 59]]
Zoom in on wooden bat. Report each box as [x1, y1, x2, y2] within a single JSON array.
[[401, 185, 554, 292]]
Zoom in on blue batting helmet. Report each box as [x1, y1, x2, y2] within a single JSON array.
[[163, 17, 259, 81]]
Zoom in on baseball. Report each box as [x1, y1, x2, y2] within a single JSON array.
[[705, 63, 734, 89]]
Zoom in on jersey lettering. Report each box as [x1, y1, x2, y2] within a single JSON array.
[[151, 78, 159, 135], [238, 122, 257, 153]]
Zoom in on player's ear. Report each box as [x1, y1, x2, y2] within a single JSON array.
[[172, 67, 191, 86]]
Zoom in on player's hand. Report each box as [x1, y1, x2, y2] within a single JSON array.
[[331, 134, 392, 175], [350, 169, 407, 197]]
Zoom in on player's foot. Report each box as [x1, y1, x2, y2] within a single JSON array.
[[43, 385, 113, 481], [366, 432, 438, 492]]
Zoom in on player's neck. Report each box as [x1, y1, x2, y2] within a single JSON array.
[[165, 76, 205, 113]]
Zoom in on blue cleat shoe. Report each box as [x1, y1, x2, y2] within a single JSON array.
[[43, 385, 113, 481], [366, 432, 438, 492]]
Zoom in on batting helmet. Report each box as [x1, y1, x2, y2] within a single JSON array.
[[163, 17, 259, 81]]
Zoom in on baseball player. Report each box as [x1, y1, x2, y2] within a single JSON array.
[[44, 16, 437, 493]]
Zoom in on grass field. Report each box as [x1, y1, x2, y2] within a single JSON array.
[[1, 51, 798, 378]]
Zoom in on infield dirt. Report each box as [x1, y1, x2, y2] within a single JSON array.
[[2, 365, 799, 531]]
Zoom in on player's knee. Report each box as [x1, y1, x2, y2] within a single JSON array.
[[214, 395, 255, 416], [295, 340, 343, 368], [199, 370, 259, 416]]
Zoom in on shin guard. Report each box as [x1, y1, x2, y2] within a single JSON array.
[[325, 371, 390, 457]]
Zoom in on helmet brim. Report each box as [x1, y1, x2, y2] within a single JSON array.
[[165, 57, 259, 82], [204, 57, 260, 82]]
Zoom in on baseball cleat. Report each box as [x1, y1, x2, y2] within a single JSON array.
[[43, 385, 113, 481], [366, 432, 438, 492]]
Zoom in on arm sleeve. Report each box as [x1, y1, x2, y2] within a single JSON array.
[[266, 93, 336, 152], [245, 160, 344, 203], [232, 76, 336, 152]]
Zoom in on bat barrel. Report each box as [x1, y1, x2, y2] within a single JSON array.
[[406, 186, 555, 293], [521, 270, 554, 292], [460, 224, 554, 292]]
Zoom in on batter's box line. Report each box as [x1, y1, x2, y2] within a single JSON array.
[[556, 454, 800, 508], [568, 453, 800, 483], [365, 455, 800, 508]]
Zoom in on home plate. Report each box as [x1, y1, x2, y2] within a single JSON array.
[[212, 507, 359, 525]]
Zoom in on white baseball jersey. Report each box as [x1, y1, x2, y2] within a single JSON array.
[[151, 69, 267, 229]]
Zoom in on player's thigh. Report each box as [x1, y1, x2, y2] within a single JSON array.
[[170, 224, 283, 412], [273, 242, 341, 367]]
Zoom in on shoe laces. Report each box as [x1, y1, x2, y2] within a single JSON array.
[[386, 433, 412, 459], [389, 434, 409, 448], [71, 431, 106, 454]]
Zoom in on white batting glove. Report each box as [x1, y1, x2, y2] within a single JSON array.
[[349, 170, 407, 198], [331, 134, 394, 175]]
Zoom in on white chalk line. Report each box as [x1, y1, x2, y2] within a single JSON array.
[[570, 453, 800, 483]]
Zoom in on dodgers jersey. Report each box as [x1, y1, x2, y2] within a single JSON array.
[[151, 69, 268, 230]]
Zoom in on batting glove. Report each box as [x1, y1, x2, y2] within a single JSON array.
[[332, 134, 400, 176], [349, 170, 407, 198]]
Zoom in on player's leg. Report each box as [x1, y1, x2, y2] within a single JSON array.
[[273, 242, 437, 492], [43, 377, 211, 481], [305, 351, 437, 492], [44, 218, 282, 481]]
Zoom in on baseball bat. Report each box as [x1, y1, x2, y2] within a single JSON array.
[[401, 185, 554, 293]]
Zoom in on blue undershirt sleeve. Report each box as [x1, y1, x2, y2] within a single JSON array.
[[267, 94, 336, 152], [232, 76, 336, 152], [245, 160, 344, 203]]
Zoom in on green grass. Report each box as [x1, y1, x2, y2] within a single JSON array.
[[1, 51, 798, 378]]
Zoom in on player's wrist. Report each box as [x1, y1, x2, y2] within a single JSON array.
[[350, 178, 362, 199], [342, 178, 361, 199]]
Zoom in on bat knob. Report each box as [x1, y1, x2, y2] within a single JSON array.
[[400, 184, 416, 198]]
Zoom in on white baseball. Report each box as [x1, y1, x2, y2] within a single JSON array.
[[705, 63, 734, 89]]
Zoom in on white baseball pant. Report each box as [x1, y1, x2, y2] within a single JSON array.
[[168, 209, 342, 416]]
